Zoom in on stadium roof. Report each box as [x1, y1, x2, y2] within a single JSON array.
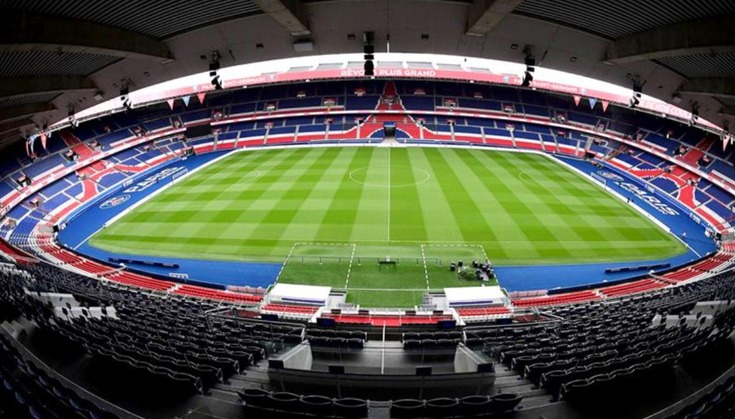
[[1, 0, 734, 147]]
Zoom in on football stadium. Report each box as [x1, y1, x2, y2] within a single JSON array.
[[1, 2, 735, 419]]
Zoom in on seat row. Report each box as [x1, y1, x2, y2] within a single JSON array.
[[402, 330, 462, 341], [403, 338, 461, 351], [309, 336, 364, 349], [238, 387, 369, 418], [307, 328, 367, 341], [389, 393, 522, 418], [560, 355, 679, 401]]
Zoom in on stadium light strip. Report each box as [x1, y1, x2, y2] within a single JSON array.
[[49, 52, 722, 134]]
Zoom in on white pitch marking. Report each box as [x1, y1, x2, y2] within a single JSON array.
[[345, 243, 357, 288], [274, 242, 300, 284], [421, 244, 430, 289]]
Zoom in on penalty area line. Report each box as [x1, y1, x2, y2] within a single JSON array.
[[421, 244, 429, 290], [274, 242, 300, 284], [345, 243, 357, 288]]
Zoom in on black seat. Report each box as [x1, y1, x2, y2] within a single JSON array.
[[390, 398, 425, 418], [267, 392, 300, 413], [560, 379, 591, 402], [167, 372, 202, 395], [425, 397, 458, 418], [458, 395, 490, 417], [487, 393, 522, 414], [238, 387, 270, 408], [333, 397, 368, 418], [300, 394, 334, 417], [541, 370, 568, 397]]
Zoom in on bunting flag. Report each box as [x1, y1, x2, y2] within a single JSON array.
[[40, 132, 47, 151], [182, 95, 191, 107], [26, 135, 36, 157], [723, 135, 728, 152], [588, 97, 597, 109], [197, 92, 206, 104], [167, 99, 175, 110], [601, 100, 609, 112], [573, 95, 581, 106]]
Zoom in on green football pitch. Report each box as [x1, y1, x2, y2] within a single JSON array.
[[90, 146, 686, 307]]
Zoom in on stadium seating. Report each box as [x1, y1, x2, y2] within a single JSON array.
[[1, 78, 735, 331], [174, 284, 262, 304], [598, 279, 666, 297], [512, 290, 600, 308], [0, 246, 734, 417], [322, 313, 453, 327], [4, 75, 735, 419]]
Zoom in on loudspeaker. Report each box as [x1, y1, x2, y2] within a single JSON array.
[[364, 60, 374, 76]]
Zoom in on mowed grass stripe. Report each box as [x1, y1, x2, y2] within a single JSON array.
[[96, 149, 318, 258], [423, 148, 492, 245], [350, 148, 390, 243], [91, 147, 686, 265], [443, 150, 538, 260], [246, 148, 343, 253], [506, 152, 676, 248], [312, 147, 366, 242], [488, 153, 599, 256], [278, 148, 358, 241], [389, 148, 428, 242], [486, 153, 587, 252], [469, 151, 683, 261], [464, 150, 571, 260], [512, 159, 625, 255], [409, 149, 464, 243]]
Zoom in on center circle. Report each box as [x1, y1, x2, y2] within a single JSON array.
[[349, 165, 431, 188]]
